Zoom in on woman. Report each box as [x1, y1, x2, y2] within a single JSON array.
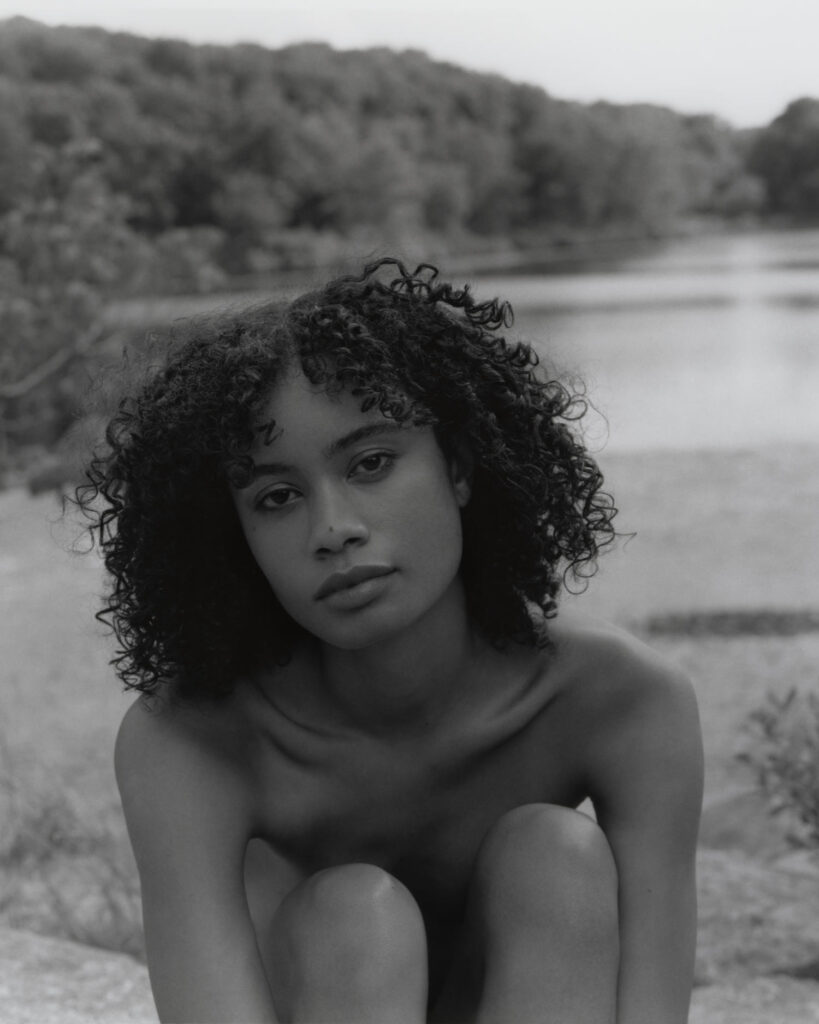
[[79, 258, 703, 1023]]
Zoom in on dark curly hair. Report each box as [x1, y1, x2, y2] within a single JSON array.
[[76, 257, 617, 700]]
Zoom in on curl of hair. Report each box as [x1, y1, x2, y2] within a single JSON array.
[[75, 257, 617, 701]]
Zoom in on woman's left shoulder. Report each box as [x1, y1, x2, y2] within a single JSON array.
[[548, 609, 696, 720], [546, 611, 703, 812]]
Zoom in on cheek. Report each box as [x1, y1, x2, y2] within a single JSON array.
[[242, 524, 298, 597], [392, 475, 464, 570]]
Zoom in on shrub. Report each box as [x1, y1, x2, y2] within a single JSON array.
[[738, 687, 819, 848]]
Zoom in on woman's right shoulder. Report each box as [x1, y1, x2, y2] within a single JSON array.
[[116, 694, 215, 772], [115, 695, 257, 840], [116, 687, 251, 756]]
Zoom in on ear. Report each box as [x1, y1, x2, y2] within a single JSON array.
[[448, 437, 473, 508]]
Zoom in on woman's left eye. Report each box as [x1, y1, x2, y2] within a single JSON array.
[[352, 452, 394, 477]]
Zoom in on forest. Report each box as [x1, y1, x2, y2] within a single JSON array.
[[1, 15, 818, 476]]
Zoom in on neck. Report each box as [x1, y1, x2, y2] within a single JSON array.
[[317, 579, 484, 736]]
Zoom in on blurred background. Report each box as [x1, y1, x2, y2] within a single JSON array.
[[1, 2, 818, 1020]]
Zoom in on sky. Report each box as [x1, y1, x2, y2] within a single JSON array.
[[2, 0, 817, 128]]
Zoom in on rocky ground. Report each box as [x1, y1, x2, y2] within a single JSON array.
[[692, 845, 819, 1022], [0, 926, 154, 1024], [4, 769, 818, 1021], [3, 841, 819, 1024]]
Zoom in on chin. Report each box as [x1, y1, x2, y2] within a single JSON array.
[[296, 597, 428, 651], [310, 615, 407, 651], [285, 571, 462, 652]]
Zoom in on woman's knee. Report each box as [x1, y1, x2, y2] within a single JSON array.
[[275, 863, 427, 980], [475, 804, 619, 937], [269, 865, 428, 1022]]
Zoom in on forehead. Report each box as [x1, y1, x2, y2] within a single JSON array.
[[250, 372, 399, 455]]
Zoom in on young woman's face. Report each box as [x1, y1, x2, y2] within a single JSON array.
[[232, 371, 471, 650]]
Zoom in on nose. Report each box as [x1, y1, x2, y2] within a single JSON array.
[[309, 483, 370, 555]]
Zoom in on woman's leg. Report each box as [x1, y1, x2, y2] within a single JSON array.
[[474, 803, 620, 1024], [431, 803, 620, 1024], [266, 862, 429, 1024]]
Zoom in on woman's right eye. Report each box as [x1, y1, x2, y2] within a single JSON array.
[[257, 487, 300, 511]]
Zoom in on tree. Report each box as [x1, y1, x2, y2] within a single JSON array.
[[0, 85, 33, 215], [750, 98, 819, 219], [0, 138, 149, 466]]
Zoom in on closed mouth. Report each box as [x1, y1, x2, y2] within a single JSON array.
[[314, 565, 394, 601]]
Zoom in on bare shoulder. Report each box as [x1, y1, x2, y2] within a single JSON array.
[[116, 693, 249, 786], [548, 610, 701, 782], [550, 608, 695, 717], [115, 694, 257, 868], [548, 609, 703, 820]]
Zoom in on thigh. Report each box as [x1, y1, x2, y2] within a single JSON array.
[[429, 803, 619, 1024]]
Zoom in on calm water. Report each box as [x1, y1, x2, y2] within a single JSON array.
[[474, 229, 819, 452]]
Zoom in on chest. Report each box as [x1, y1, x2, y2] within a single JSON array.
[[253, 710, 584, 918]]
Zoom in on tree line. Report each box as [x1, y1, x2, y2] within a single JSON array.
[[0, 16, 817, 474]]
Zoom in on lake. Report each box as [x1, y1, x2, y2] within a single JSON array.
[[473, 228, 819, 453], [112, 228, 819, 455]]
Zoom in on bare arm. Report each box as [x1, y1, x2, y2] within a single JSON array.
[[585, 643, 703, 1024], [115, 701, 279, 1024]]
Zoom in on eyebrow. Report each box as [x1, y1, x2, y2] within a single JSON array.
[[250, 422, 407, 479]]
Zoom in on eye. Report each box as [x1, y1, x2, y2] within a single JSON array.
[[351, 451, 395, 478], [257, 486, 301, 511]]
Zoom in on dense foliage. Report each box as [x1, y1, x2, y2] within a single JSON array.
[[0, 17, 771, 271], [0, 16, 814, 472], [749, 98, 819, 219]]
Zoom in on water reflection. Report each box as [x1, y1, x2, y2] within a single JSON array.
[[476, 230, 819, 452]]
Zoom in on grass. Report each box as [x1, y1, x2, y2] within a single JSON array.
[[0, 486, 142, 957], [2, 443, 819, 976]]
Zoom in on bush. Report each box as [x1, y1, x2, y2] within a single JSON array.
[[0, 738, 144, 959], [738, 687, 819, 848]]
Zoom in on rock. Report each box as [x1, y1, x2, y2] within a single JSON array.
[[690, 976, 819, 1023], [696, 848, 819, 981], [0, 926, 155, 1024], [2, 914, 819, 1023]]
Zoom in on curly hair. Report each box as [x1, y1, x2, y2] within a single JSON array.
[[76, 257, 617, 700]]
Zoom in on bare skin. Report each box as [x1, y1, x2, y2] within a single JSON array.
[[115, 375, 703, 1023]]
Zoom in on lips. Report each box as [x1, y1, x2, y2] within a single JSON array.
[[314, 565, 395, 601]]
